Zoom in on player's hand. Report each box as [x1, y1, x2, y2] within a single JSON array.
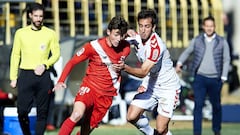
[[52, 82, 66, 92], [112, 61, 125, 72], [137, 85, 146, 93], [10, 80, 17, 88], [175, 64, 182, 73], [34, 64, 45, 76], [127, 29, 136, 37], [221, 76, 227, 83], [118, 60, 125, 70]]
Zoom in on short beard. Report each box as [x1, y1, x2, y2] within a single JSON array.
[[33, 22, 42, 30]]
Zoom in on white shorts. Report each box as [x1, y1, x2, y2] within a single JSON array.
[[130, 88, 181, 118]]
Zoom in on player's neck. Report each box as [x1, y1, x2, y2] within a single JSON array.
[[106, 37, 112, 47], [31, 24, 42, 31]]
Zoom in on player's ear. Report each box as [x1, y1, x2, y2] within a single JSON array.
[[152, 25, 156, 32], [29, 12, 32, 19], [107, 29, 110, 36]]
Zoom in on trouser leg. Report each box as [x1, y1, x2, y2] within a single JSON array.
[[35, 71, 52, 135], [192, 75, 207, 135], [207, 78, 222, 134], [17, 70, 35, 135]]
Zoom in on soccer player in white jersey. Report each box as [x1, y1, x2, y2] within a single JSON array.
[[122, 9, 181, 135]]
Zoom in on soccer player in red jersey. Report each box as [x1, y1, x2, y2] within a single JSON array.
[[53, 16, 130, 135]]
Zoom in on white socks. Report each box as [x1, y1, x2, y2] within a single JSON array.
[[134, 115, 154, 135]]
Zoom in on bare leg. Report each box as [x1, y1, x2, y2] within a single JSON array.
[[127, 105, 154, 135], [155, 114, 171, 135]]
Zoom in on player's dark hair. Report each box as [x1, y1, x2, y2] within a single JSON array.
[[23, 2, 45, 16], [202, 16, 215, 25], [137, 9, 158, 26], [107, 16, 129, 36]]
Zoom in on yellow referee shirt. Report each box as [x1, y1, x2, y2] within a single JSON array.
[[10, 25, 60, 80]]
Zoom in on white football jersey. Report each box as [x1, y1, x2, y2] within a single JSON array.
[[127, 32, 180, 90]]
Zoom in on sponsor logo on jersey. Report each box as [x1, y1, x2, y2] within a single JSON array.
[[76, 48, 85, 56], [151, 49, 159, 61], [40, 44, 46, 50]]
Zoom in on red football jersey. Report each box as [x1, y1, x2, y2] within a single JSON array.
[[58, 37, 130, 96]]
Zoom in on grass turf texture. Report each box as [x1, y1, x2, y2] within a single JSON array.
[[45, 120, 240, 135]]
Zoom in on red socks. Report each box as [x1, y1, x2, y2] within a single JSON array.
[[58, 118, 76, 135], [76, 131, 80, 135]]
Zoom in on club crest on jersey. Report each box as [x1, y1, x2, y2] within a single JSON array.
[[76, 48, 85, 56], [40, 44, 46, 50]]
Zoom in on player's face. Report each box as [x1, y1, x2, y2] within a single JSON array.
[[202, 20, 215, 37], [107, 29, 126, 47], [29, 9, 44, 29], [138, 17, 156, 42]]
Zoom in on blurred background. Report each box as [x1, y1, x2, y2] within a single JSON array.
[[0, 0, 240, 132]]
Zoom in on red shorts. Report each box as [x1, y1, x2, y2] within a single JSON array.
[[75, 85, 113, 128]]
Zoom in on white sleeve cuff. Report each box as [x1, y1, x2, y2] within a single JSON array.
[[221, 76, 227, 81], [177, 61, 183, 66]]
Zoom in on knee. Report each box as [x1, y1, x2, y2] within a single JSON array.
[[194, 102, 204, 110], [126, 113, 138, 123], [212, 104, 221, 112], [37, 109, 48, 120], [18, 111, 28, 117], [17, 109, 29, 119], [18, 113, 28, 121], [70, 110, 83, 122]]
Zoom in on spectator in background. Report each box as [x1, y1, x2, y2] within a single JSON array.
[[123, 9, 181, 135], [53, 16, 130, 135], [223, 12, 240, 93], [9, 2, 60, 135], [176, 16, 230, 135]]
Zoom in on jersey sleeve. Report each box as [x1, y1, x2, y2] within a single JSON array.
[[10, 30, 21, 80], [44, 30, 60, 69], [57, 43, 93, 83], [146, 35, 161, 63]]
